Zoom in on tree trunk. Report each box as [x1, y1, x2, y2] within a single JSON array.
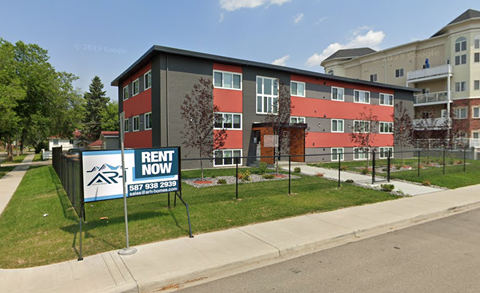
[[200, 159, 204, 181], [6, 136, 13, 162]]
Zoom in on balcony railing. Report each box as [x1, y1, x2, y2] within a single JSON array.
[[413, 117, 450, 129], [407, 64, 452, 82], [414, 91, 449, 105]]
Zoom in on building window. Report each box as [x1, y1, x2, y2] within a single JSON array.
[[473, 107, 480, 119], [144, 71, 152, 89], [214, 70, 242, 90], [395, 68, 404, 78], [214, 149, 242, 166], [132, 79, 139, 96], [328, 70, 334, 75], [475, 80, 480, 91], [331, 87, 344, 101], [454, 107, 468, 119], [455, 37, 467, 52], [353, 148, 369, 160], [144, 112, 152, 130], [380, 93, 394, 106], [455, 81, 466, 92], [455, 54, 467, 65], [331, 119, 344, 132], [354, 90, 370, 104], [256, 76, 278, 114], [331, 148, 344, 161], [124, 119, 129, 132], [370, 74, 377, 82], [123, 86, 129, 101], [290, 116, 305, 124], [354, 120, 370, 133], [291, 81, 305, 97], [133, 116, 140, 131], [475, 37, 480, 49], [53, 139, 59, 146], [379, 122, 393, 133], [475, 53, 480, 63], [379, 147, 394, 159], [214, 113, 242, 130]]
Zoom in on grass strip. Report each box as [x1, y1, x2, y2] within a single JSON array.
[[0, 165, 398, 268]]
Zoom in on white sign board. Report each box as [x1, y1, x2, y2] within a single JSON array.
[[82, 148, 180, 202]]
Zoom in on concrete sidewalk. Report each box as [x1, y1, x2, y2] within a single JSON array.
[[280, 161, 443, 196], [1, 158, 480, 293], [0, 154, 35, 215]]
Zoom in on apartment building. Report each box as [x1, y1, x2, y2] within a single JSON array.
[[111, 45, 416, 166], [322, 9, 480, 153]]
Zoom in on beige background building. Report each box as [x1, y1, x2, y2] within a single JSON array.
[[322, 9, 480, 153]]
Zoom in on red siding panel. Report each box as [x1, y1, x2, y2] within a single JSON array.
[[291, 97, 394, 122], [125, 130, 152, 148], [213, 88, 243, 113], [306, 132, 394, 148]]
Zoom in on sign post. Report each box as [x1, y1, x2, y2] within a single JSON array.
[[118, 112, 136, 255]]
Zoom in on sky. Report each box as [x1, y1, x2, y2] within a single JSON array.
[[1, 0, 478, 101]]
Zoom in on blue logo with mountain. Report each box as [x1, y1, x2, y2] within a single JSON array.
[[87, 163, 124, 186], [87, 163, 122, 173]]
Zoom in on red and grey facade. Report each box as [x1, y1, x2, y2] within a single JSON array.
[[112, 45, 418, 166]]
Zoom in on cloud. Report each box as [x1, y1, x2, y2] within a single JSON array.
[[293, 13, 304, 24], [272, 55, 290, 66], [220, 0, 291, 11], [219, 13, 224, 23], [314, 16, 327, 25], [305, 27, 385, 67]]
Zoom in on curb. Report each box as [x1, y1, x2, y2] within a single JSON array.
[[124, 200, 480, 293]]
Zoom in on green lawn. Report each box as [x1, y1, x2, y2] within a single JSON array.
[[310, 157, 480, 189], [0, 165, 398, 269], [0, 166, 16, 179], [0, 154, 28, 165]]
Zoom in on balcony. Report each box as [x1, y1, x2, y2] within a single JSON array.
[[414, 91, 450, 106], [407, 64, 452, 84], [413, 117, 450, 130]]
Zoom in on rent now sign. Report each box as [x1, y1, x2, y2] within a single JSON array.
[[82, 147, 180, 202]]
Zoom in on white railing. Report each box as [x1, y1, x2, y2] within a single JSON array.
[[413, 117, 450, 129], [407, 64, 452, 81], [414, 91, 449, 105]]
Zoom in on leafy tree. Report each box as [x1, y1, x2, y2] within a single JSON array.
[[0, 39, 25, 161], [103, 100, 120, 131], [349, 106, 379, 169], [392, 101, 414, 164], [81, 76, 110, 141], [180, 78, 227, 181], [10, 40, 80, 154]]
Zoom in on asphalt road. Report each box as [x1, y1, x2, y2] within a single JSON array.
[[175, 207, 480, 293]]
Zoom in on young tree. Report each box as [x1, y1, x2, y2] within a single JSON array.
[[349, 106, 379, 169], [180, 78, 227, 181], [392, 101, 415, 164], [262, 82, 299, 173], [82, 76, 110, 141]]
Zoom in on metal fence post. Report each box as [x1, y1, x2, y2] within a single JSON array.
[[338, 152, 341, 187], [443, 148, 446, 175], [464, 146, 467, 172], [235, 158, 239, 200], [387, 149, 391, 182], [372, 149, 376, 184], [417, 150, 421, 177], [288, 155, 291, 195]]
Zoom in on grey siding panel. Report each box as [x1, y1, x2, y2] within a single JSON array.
[[158, 54, 213, 167], [242, 66, 290, 165], [151, 58, 161, 147]]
